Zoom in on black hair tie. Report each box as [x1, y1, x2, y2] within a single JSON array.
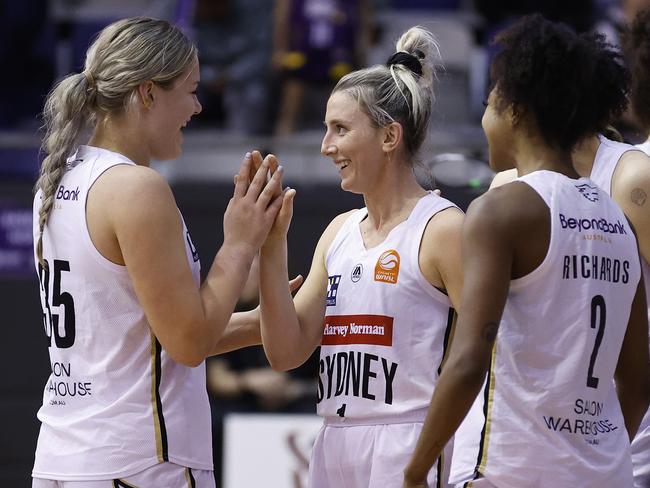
[[386, 51, 423, 76]]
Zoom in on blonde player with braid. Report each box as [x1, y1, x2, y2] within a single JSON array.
[[32, 17, 290, 487], [258, 26, 464, 487]]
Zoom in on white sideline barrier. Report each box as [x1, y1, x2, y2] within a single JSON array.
[[223, 413, 323, 488]]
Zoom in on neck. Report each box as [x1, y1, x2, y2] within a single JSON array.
[[572, 135, 600, 177], [362, 160, 427, 230], [512, 129, 579, 179], [88, 114, 151, 166]]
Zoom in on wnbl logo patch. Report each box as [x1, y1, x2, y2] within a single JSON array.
[[326, 275, 341, 306]]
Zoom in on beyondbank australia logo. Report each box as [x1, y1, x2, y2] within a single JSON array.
[[375, 249, 400, 284]]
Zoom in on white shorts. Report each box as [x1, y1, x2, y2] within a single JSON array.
[[307, 420, 453, 488], [632, 408, 650, 488], [32, 462, 215, 488]]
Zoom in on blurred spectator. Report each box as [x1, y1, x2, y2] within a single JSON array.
[[473, 0, 597, 35], [0, 0, 54, 130], [193, 0, 275, 134], [272, 0, 373, 136], [594, 0, 650, 139]]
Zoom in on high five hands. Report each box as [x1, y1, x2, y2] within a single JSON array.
[[247, 150, 297, 247]]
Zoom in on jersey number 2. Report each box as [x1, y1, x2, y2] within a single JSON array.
[[38, 259, 76, 348], [587, 295, 606, 389]]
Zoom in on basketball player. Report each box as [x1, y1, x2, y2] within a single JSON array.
[[31, 18, 288, 487], [487, 11, 650, 487], [625, 11, 650, 485], [402, 15, 650, 488], [257, 26, 464, 487]]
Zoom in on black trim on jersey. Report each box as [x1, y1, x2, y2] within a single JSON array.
[[471, 352, 494, 482], [154, 339, 169, 462], [437, 307, 456, 375], [113, 480, 138, 488], [436, 454, 443, 488], [188, 467, 197, 488]]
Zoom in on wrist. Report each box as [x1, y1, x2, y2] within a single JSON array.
[[403, 464, 427, 485], [261, 235, 287, 254], [219, 241, 257, 268]]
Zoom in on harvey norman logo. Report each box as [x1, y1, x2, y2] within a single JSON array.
[[559, 214, 627, 235], [322, 314, 393, 346]]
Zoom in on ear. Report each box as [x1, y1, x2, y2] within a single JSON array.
[[381, 121, 403, 154], [507, 103, 520, 127], [137, 81, 155, 109]]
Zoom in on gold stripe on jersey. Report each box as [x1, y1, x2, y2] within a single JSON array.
[[113, 480, 139, 488], [185, 467, 197, 487], [477, 344, 498, 473], [150, 333, 164, 462]]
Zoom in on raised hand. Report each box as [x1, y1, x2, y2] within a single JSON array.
[[222, 153, 285, 256]]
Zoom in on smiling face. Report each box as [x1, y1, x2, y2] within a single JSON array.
[[321, 91, 387, 193], [147, 60, 202, 161]]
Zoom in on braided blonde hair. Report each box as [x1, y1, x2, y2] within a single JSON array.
[[35, 17, 197, 266]]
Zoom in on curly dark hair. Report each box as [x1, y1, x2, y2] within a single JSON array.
[[623, 9, 650, 133], [490, 14, 629, 152]]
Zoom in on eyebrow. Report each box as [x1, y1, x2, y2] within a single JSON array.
[[324, 118, 347, 126]]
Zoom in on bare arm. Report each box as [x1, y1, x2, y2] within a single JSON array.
[[259, 208, 354, 371], [610, 151, 650, 437], [209, 275, 304, 356], [612, 151, 650, 264], [403, 186, 538, 485], [615, 261, 650, 439], [102, 155, 284, 367]]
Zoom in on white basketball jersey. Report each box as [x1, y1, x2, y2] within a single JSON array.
[[32, 145, 212, 480], [318, 193, 457, 422], [591, 136, 650, 486], [450, 171, 641, 488]]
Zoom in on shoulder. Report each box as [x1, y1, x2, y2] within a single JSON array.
[[91, 164, 179, 230], [610, 150, 650, 247], [613, 150, 650, 196], [312, 209, 359, 263], [318, 209, 358, 245], [97, 164, 172, 199], [465, 181, 548, 240], [422, 206, 464, 246], [489, 168, 518, 190]]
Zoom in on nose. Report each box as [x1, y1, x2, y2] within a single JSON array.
[[194, 98, 202, 115], [321, 132, 335, 157]]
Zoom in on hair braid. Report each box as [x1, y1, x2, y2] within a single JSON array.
[[35, 73, 91, 266]]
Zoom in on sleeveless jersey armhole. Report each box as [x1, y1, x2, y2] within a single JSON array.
[[409, 198, 458, 306], [508, 175, 559, 290], [81, 160, 134, 273]]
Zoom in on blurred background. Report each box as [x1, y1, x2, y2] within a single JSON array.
[[1, 0, 648, 486]]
